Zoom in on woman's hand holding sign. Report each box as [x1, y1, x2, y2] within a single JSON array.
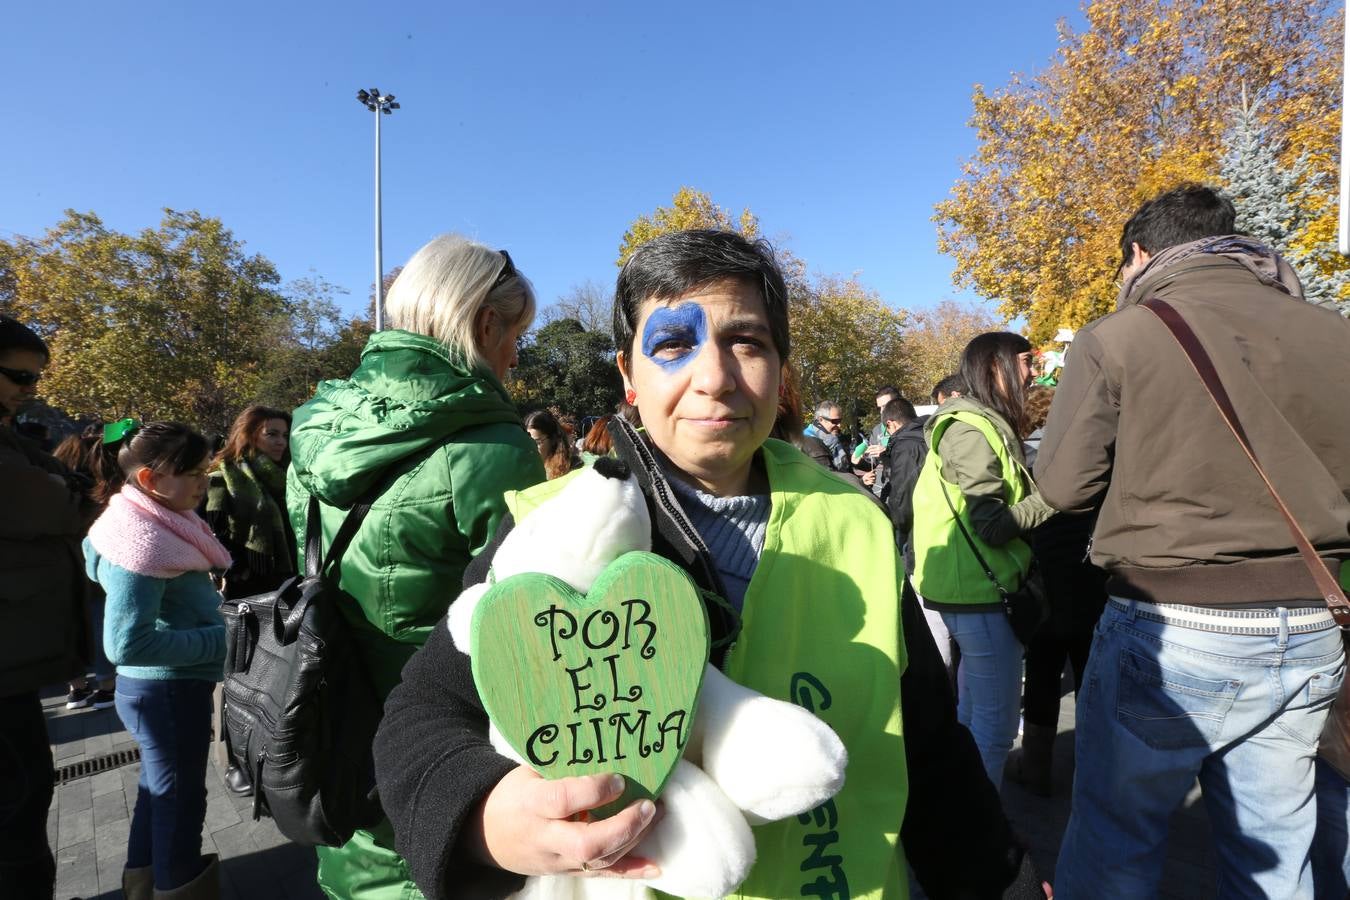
[[470, 767, 660, 878]]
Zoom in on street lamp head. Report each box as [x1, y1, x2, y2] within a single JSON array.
[[390, 102, 401, 110], [356, 89, 369, 102], [385, 93, 396, 102], [370, 87, 380, 97]]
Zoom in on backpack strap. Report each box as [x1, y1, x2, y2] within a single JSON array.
[[303, 495, 377, 581]]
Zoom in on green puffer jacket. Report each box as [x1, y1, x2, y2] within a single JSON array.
[[288, 330, 545, 900], [287, 328, 546, 698]]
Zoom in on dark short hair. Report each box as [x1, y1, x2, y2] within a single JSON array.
[[875, 385, 900, 401], [0, 315, 49, 361], [931, 373, 967, 403], [118, 421, 212, 478], [959, 332, 1034, 438], [1120, 184, 1237, 271], [881, 397, 916, 427], [613, 230, 790, 361]]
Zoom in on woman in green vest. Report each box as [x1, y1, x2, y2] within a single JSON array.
[[911, 332, 1056, 791], [372, 231, 1047, 899], [286, 236, 546, 900]]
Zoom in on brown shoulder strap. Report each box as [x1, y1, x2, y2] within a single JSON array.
[[1140, 297, 1350, 626]]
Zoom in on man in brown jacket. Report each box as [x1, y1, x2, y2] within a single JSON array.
[[0, 315, 90, 899], [1035, 185, 1350, 898]]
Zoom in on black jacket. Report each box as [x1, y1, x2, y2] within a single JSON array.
[[884, 417, 929, 574], [373, 418, 1041, 899]]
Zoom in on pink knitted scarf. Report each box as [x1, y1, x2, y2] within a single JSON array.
[[87, 485, 232, 578]]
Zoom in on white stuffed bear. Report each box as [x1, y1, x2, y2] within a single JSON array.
[[447, 459, 848, 900]]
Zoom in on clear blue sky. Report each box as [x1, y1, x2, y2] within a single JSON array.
[[2, 1, 1084, 321]]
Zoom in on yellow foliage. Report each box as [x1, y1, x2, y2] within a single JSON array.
[[789, 275, 910, 415], [617, 187, 761, 267], [2, 210, 286, 433], [900, 301, 1006, 401], [936, 0, 1344, 343]]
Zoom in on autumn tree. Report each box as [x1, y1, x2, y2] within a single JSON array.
[[899, 301, 1005, 402], [254, 275, 368, 411], [790, 275, 911, 424], [617, 187, 761, 266], [1, 209, 289, 433], [0, 210, 370, 432], [936, 0, 1344, 342]]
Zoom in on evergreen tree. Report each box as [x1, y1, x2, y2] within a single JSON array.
[[1220, 93, 1350, 315]]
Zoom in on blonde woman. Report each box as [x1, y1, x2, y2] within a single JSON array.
[[286, 235, 546, 899]]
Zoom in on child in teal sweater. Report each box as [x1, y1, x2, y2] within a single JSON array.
[[84, 421, 231, 899]]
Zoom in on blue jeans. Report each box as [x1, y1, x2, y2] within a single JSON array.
[[1056, 599, 1345, 899], [1313, 758, 1350, 898], [115, 677, 215, 890], [939, 609, 1023, 789]]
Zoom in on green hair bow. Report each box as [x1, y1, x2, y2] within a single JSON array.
[[103, 417, 140, 445]]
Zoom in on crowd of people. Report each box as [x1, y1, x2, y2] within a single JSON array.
[[1, 182, 1349, 900]]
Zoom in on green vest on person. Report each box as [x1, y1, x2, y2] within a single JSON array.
[[911, 410, 1032, 607], [507, 438, 910, 899]]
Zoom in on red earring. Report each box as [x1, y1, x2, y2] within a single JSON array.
[[625, 389, 637, 405]]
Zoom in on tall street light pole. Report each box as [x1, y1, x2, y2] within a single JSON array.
[[356, 88, 400, 331]]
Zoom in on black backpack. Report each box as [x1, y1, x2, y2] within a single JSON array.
[[220, 495, 384, 846]]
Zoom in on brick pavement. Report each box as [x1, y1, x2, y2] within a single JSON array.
[[48, 674, 1219, 899], [999, 680, 1217, 898], [44, 687, 321, 900]]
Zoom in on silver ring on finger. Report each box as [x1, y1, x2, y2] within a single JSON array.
[[580, 861, 595, 873]]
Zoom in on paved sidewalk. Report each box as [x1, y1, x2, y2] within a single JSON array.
[[1000, 678, 1217, 898], [45, 686, 322, 900], [48, 674, 1218, 899]]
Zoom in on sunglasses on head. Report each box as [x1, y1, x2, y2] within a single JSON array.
[[0, 365, 40, 387], [490, 250, 516, 291]]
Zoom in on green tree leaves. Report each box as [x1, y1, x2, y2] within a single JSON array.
[[0, 210, 369, 434], [507, 317, 623, 417]]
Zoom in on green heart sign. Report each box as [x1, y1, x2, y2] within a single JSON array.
[[471, 551, 710, 818]]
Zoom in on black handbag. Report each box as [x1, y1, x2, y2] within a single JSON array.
[[939, 478, 1048, 645], [219, 495, 384, 846]]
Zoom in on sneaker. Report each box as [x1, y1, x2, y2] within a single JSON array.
[[66, 687, 92, 709], [90, 689, 116, 710]]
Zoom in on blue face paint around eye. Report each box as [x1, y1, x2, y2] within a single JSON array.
[[640, 303, 708, 371]]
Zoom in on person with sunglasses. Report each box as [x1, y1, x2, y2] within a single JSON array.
[[0, 315, 95, 899], [803, 400, 849, 471], [285, 235, 546, 899]]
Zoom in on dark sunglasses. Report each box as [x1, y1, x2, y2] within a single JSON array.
[[490, 250, 516, 291], [822, 417, 842, 425], [0, 365, 41, 387]]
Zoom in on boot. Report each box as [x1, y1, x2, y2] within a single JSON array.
[[153, 854, 220, 900], [122, 865, 153, 900], [1008, 723, 1055, 797], [224, 765, 253, 796]]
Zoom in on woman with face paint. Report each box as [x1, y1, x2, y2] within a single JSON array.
[[372, 231, 1048, 900]]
